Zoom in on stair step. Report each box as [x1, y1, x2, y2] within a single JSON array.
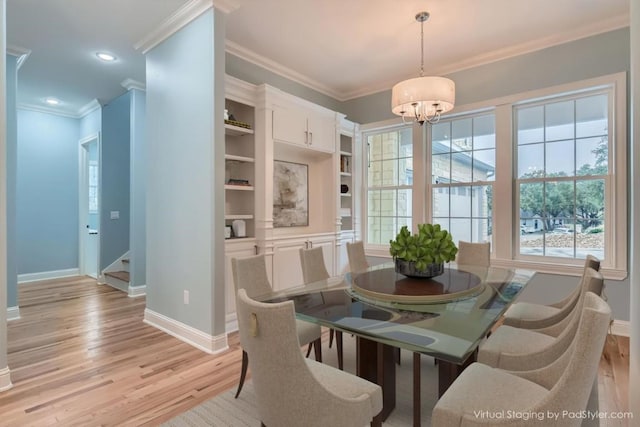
[[105, 271, 130, 283], [122, 258, 130, 264]]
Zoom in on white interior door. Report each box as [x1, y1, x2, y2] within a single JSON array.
[[79, 135, 100, 278]]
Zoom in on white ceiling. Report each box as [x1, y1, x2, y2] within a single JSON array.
[[7, 0, 630, 117]]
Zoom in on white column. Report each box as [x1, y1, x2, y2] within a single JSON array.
[[629, 0, 640, 415], [0, 0, 13, 392]]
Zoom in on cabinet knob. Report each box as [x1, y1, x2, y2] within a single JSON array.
[[309, 131, 313, 144]]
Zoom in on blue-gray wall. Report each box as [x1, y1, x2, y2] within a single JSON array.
[[146, 9, 224, 336], [6, 55, 17, 308], [16, 110, 79, 274], [100, 92, 130, 271], [129, 88, 146, 288]]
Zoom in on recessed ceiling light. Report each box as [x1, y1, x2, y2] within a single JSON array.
[[44, 97, 60, 106], [96, 52, 116, 62]]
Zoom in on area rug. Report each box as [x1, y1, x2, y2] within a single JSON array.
[[163, 334, 439, 426]]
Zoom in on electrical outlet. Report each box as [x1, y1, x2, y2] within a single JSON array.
[[183, 290, 189, 305]]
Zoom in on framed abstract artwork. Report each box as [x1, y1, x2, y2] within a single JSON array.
[[273, 160, 308, 227]]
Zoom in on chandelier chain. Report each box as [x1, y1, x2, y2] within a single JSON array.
[[420, 18, 424, 77]]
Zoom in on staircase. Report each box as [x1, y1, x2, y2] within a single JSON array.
[[104, 258, 130, 292]]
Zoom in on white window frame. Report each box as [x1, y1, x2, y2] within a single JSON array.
[[359, 72, 627, 278]]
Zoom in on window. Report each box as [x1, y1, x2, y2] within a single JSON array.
[[361, 73, 626, 277], [366, 126, 413, 245], [515, 92, 609, 261], [431, 114, 495, 245], [89, 160, 98, 213]]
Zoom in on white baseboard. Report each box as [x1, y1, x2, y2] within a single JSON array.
[[6, 306, 20, 321], [18, 268, 80, 283], [0, 367, 13, 392], [103, 275, 128, 293], [226, 312, 238, 334], [610, 319, 629, 337], [128, 285, 146, 298], [144, 308, 229, 354]]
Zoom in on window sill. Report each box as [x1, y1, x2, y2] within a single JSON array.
[[491, 258, 627, 281]]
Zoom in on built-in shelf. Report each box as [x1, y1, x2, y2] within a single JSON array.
[[225, 214, 254, 220], [340, 151, 352, 156], [225, 184, 255, 191], [341, 193, 352, 197], [340, 172, 351, 177], [225, 154, 255, 163], [225, 124, 254, 136]]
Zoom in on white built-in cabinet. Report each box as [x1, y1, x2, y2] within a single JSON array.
[[272, 103, 336, 153], [224, 78, 360, 332]]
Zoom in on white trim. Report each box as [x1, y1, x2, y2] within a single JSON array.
[[610, 320, 630, 337], [0, 367, 12, 392], [342, 15, 630, 101], [18, 103, 79, 119], [226, 40, 342, 100], [134, 0, 238, 54], [121, 79, 146, 92], [78, 133, 101, 279], [6, 44, 30, 69], [18, 268, 80, 283], [144, 308, 229, 354], [128, 285, 146, 298], [225, 74, 257, 106], [77, 99, 101, 118], [6, 306, 20, 321], [103, 275, 128, 293], [226, 312, 238, 333], [101, 251, 130, 274]]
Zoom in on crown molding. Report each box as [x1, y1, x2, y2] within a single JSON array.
[[135, 0, 242, 54], [226, 40, 343, 101], [121, 78, 146, 92], [212, 0, 240, 14], [6, 44, 31, 70], [225, 13, 629, 102], [77, 99, 102, 118], [18, 103, 80, 119]]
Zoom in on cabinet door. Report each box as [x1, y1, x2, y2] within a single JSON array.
[[309, 236, 336, 276], [272, 105, 308, 146], [307, 113, 336, 153], [272, 239, 307, 291], [225, 243, 258, 328]]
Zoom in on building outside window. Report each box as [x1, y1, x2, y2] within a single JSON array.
[[431, 114, 495, 246], [366, 126, 413, 245]]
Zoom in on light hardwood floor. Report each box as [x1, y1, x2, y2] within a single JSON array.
[[0, 276, 630, 426]]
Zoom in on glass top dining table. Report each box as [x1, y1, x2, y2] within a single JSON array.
[[261, 262, 536, 365]]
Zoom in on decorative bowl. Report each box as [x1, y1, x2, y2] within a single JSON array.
[[394, 258, 444, 278]]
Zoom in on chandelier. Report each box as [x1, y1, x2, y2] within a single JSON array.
[[391, 12, 455, 125]]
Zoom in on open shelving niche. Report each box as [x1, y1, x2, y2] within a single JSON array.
[[339, 119, 357, 233], [224, 96, 256, 240]]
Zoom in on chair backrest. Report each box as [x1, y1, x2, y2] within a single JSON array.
[[456, 241, 490, 267], [236, 289, 378, 426], [346, 240, 369, 273], [300, 246, 330, 284], [496, 268, 604, 370], [584, 254, 601, 272], [535, 292, 611, 416], [231, 254, 272, 298]]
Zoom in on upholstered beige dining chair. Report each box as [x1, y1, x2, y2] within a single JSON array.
[[236, 289, 383, 427], [232, 255, 322, 398], [477, 267, 603, 371], [433, 292, 611, 427], [503, 255, 600, 330], [346, 240, 369, 273], [299, 246, 344, 370], [456, 241, 490, 267]]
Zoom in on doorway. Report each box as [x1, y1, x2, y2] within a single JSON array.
[[79, 134, 101, 279]]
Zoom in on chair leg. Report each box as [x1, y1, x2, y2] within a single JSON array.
[[235, 350, 249, 399], [329, 328, 334, 348], [336, 330, 344, 370], [305, 342, 313, 358], [313, 337, 322, 363]]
